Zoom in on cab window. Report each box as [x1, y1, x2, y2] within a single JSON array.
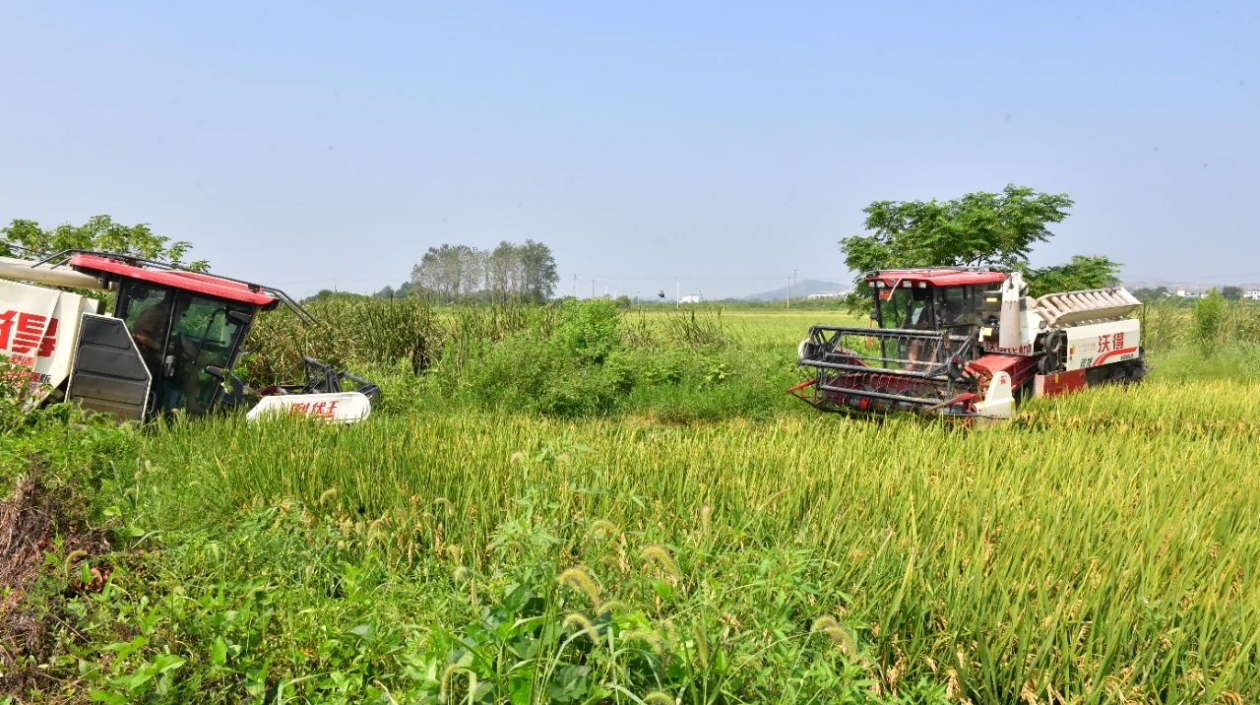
[[877, 285, 934, 329]]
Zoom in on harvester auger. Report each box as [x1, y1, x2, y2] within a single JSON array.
[[791, 268, 1147, 420], [0, 248, 377, 423]]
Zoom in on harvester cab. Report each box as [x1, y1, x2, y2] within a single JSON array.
[[0, 250, 376, 423], [792, 267, 1146, 419]]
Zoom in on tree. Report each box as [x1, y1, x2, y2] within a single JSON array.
[[411, 244, 485, 301], [0, 215, 208, 271], [842, 185, 1074, 278], [1222, 286, 1244, 301], [1022, 255, 1122, 297], [518, 240, 559, 303], [410, 240, 558, 303], [840, 184, 1121, 297], [1132, 286, 1170, 302]]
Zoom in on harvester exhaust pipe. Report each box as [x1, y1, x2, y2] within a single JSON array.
[[998, 271, 1024, 351]]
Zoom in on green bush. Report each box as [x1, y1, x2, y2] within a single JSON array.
[[1192, 289, 1226, 354], [555, 298, 621, 364]]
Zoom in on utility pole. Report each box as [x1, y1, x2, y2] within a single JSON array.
[[786, 274, 791, 309], [572, 274, 577, 298]]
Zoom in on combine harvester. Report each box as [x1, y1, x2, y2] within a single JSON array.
[[0, 249, 376, 423], [792, 268, 1146, 419]]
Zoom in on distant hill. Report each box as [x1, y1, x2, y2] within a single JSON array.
[[744, 279, 850, 302]]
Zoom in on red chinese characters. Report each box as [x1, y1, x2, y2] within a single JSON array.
[[0, 310, 59, 357], [286, 400, 341, 419], [1097, 334, 1112, 353]]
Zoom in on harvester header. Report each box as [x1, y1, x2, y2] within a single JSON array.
[[792, 267, 1146, 419]]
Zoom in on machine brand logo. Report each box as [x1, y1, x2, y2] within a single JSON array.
[[0, 309, 59, 359], [986, 342, 1032, 355], [285, 400, 341, 419], [1097, 332, 1125, 353]]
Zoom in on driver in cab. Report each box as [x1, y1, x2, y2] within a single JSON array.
[[130, 294, 205, 413]]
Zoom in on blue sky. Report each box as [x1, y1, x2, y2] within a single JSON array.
[[2, 1, 1256, 298]]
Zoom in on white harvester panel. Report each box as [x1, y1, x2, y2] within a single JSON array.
[[1064, 318, 1141, 371], [0, 279, 101, 404], [247, 391, 373, 424], [1035, 287, 1141, 327]]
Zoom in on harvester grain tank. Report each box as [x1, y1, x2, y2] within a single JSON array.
[[791, 268, 1146, 419], [0, 249, 377, 423]]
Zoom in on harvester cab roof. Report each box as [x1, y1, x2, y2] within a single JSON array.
[[0, 249, 375, 423], [865, 268, 1011, 333]]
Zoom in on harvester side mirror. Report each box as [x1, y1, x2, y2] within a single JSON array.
[[227, 310, 252, 326], [204, 366, 226, 380]]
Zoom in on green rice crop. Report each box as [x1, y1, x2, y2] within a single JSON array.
[[74, 377, 1254, 703], [8, 300, 1259, 704]]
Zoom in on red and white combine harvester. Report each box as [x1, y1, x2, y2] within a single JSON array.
[[0, 249, 376, 423], [791, 268, 1146, 419]]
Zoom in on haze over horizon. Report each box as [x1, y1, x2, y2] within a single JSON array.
[[2, 2, 1256, 299]]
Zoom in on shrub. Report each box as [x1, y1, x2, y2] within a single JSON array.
[[1193, 288, 1226, 353]]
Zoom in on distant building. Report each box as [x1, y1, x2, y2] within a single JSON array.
[[806, 292, 840, 300], [1244, 290, 1260, 301], [679, 295, 703, 304]]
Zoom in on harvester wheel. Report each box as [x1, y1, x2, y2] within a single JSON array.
[[1039, 332, 1067, 374]]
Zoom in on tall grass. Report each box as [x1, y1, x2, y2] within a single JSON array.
[[35, 380, 1248, 703], [1139, 299, 1260, 352], [11, 299, 1259, 703]]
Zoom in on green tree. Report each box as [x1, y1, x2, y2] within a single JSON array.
[[1221, 286, 1244, 301], [0, 215, 208, 271], [1132, 286, 1170, 302], [841, 185, 1074, 281], [411, 240, 558, 303], [840, 184, 1124, 298], [1022, 255, 1122, 297], [519, 239, 559, 303]]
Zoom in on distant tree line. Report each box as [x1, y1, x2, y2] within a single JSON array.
[[402, 240, 559, 303]]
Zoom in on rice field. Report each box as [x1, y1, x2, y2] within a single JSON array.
[[118, 379, 1258, 703], [7, 302, 1260, 704]]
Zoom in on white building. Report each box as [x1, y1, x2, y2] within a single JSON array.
[[679, 295, 703, 304], [1244, 290, 1260, 301], [806, 290, 853, 300]]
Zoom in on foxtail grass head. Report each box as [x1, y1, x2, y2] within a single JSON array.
[[556, 566, 602, 605], [639, 544, 681, 581], [562, 612, 599, 643]]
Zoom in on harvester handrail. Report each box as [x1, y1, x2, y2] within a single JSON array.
[[807, 324, 969, 341]]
